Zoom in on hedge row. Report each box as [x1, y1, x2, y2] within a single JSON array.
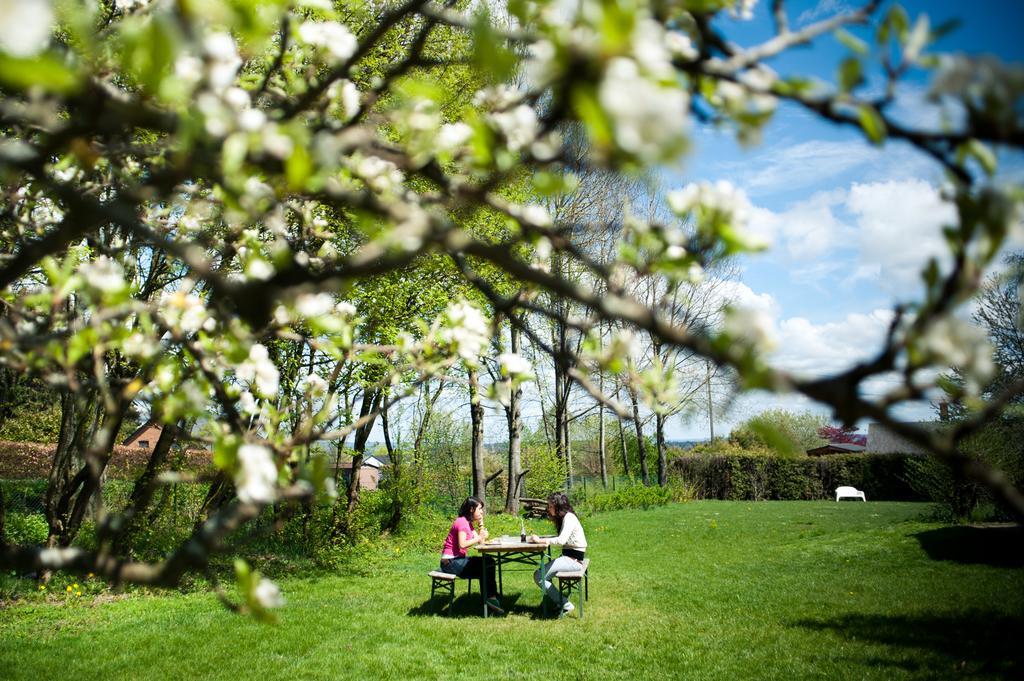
[[0, 440, 215, 480], [671, 452, 929, 501]]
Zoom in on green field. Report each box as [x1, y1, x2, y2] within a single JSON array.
[[2, 501, 1022, 680]]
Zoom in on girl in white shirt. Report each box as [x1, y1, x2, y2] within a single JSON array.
[[529, 491, 587, 614]]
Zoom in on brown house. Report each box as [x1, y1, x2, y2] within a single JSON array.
[[333, 454, 389, 491], [123, 420, 163, 449]]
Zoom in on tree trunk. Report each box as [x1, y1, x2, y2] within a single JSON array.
[[565, 418, 573, 488], [469, 368, 485, 503], [0, 483, 6, 547], [630, 388, 649, 485], [45, 389, 97, 547], [112, 421, 182, 555], [382, 403, 403, 533], [599, 372, 607, 488], [656, 412, 667, 486], [618, 411, 630, 479], [345, 387, 382, 520], [504, 325, 522, 514], [412, 381, 444, 497], [706, 361, 715, 441]]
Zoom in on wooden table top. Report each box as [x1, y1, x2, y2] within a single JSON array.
[[475, 539, 547, 553]]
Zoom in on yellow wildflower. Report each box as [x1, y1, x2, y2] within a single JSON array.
[[66, 586, 72, 592]]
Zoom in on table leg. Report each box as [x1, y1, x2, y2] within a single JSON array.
[[481, 556, 488, 618], [539, 549, 547, 618]]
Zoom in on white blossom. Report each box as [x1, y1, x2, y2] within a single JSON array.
[[439, 301, 490, 364], [355, 156, 404, 194], [632, 19, 674, 79], [723, 306, 777, 352], [79, 257, 127, 294], [498, 353, 533, 378], [300, 373, 329, 398], [490, 105, 539, 152], [729, 0, 758, 20], [920, 317, 995, 393], [327, 80, 360, 120], [517, 204, 553, 228], [237, 344, 280, 397], [437, 123, 472, 153], [123, 333, 158, 360], [174, 54, 203, 85], [203, 33, 241, 92], [262, 125, 294, 159], [235, 444, 278, 504], [297, 21, 357, 62], [238, 390, 259, 416], [666, 180, 766, 249], [161, 290, 209, 334], [0, 0, 54, 57], [295, 292, 334, 318], [598, 58, 688, 162], [606, 329, 640, 365], [245, 258, 275, 281], [254, 578, 285, 609], [665, 32, 699, 62], [335, 301, 357, 316]]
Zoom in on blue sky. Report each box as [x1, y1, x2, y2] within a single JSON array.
[[664, 0, 1024, 438]]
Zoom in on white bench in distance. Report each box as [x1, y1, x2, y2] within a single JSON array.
[[835, 486, 866, 502]]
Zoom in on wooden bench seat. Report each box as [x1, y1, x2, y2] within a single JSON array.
[[555, 558, 590, 619], [428, 570, 477, 615]]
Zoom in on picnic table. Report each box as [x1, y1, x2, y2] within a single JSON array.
[[475, 537, 551, 618]]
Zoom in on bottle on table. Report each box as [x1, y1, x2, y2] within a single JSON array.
[[520, 517, 526, 543]]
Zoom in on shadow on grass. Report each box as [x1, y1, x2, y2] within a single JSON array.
[[408, 591, 565, 620], [913, 525, 1024, 568], [794, 612, 1023, 679]]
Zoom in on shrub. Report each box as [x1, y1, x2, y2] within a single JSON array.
[[672, 452, 927, 501], [522, 446, 566, 499], [4, 513, 48, 545], [576, 479, 694, 513]]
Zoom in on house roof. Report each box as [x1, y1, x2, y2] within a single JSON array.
[[123, 419, 161, 446], [806, 443, 866, 456]]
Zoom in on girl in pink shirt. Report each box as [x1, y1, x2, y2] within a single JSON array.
[[439, 496, 504, 614]]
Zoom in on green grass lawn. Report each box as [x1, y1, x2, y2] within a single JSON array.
[[2, 501, 1022, 680]]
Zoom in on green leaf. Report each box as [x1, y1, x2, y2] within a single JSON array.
[[838, 57, 864, 93], [857, 104, 887, 145], [472, 11, 516, 82], [571, 86, 614, 154], [0, 54, 81, 94], [286, 143, 312, 190], [959, 139, 997, 177], [931, 18, 962, 41], [835, 29, 868, 56]]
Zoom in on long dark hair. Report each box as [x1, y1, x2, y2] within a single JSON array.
[[547, 492, 575, 532], [458, 496, 483, 524]]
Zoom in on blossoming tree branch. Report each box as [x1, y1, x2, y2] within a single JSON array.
[[1, 0, 1022, 613]]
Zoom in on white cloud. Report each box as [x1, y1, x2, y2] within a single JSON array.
[[847, 178, 958, 294], [795, 0, 855, 26], [711, 280, 896, 379], [772, 309, 894, 377], [720, 140, 877, 195], [713, 280, 781, 318]]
